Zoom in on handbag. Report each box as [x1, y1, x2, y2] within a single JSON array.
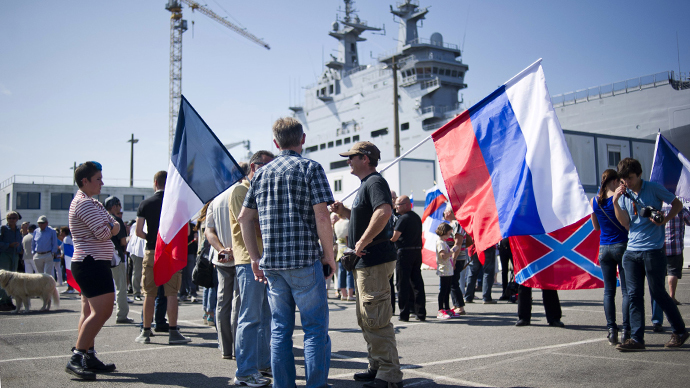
[[192, 239, 214, 288], [340, 238, 391, 272]]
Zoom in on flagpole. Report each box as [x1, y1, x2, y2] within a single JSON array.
[[338, 134, 433, 202], [503, 58, 543, 86]]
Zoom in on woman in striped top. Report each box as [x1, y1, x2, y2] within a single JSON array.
[[65, 161, 121, 381]]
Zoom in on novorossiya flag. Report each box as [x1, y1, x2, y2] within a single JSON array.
[[154, 96, 245, 286]]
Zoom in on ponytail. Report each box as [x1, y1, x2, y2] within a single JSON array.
[[597, 169, 618, 208]]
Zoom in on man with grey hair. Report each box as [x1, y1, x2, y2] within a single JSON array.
[[239, 117, 335, 388], [105, 196, 134, 324], [32, 215, 58, 275]]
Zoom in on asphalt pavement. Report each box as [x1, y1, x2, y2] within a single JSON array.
[[1, 268, 689, 388]]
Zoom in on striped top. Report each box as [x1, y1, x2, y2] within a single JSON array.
[[69, 190, 115, 261]]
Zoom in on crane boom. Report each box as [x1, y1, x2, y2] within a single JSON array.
[[182, 0, 270, 50]]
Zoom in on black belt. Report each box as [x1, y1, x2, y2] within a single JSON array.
[[36, 251, 52, 254]]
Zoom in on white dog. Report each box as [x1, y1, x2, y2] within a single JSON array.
[[0, 270, 60, 314]]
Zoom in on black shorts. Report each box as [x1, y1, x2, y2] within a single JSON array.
[[71, 256, 115, 298], [667, 254, 684, 279]]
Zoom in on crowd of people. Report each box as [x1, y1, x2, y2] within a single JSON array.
[[1, 118, 689, 387]]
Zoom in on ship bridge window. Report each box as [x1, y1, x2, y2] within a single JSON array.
[[433, 67, 438, 74], [344, 137, 351, 144], [336, 139, 342, 146], [459, 72, 464, 78], [401, 122, 409, 131], [306, 145, 318, 153], [445, 69, 451, 76], [451, 70, 458, 77], [330, 160, 349, 170], [353, 135, 360, 142], [328, 141, 334, 148], [320, 143, 326, 150], [371, 128, 388, 138]]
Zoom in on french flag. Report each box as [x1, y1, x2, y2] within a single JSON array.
[[420, 186, 448, 269], [650, 133, 690, 201], [432, 59, 590, 253], [154, 96, 245, 286]]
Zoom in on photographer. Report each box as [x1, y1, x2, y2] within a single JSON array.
[[612, 158, 688, 351]]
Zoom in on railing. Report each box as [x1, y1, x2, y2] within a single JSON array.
[[1, 175, 151, 189], [343, 65, 370, 78], [421, 78, 439, 89], [550, 71, 683, 107], [420, 102, 462, 116], [422, 121, 446, 131], [407, 37, 459, 51]]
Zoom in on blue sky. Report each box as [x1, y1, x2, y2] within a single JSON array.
[[1, 0, 689, 186]]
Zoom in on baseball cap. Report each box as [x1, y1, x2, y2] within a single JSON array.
[[37, 215, 48, 223], [104, 196, 121, 210], [339, 141, 381, 161]]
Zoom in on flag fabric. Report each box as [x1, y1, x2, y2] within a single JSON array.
[[650, 133, 690, 201], [63, 235, 80, 293], [420, 186, 448, 269], [409, 193, 414, 210], [155, 96, 245, 286], [510, 216, 604, 290], [432, 59, 590, 253]]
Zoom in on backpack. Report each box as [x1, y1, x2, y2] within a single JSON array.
[[192, 238, 214, 288]]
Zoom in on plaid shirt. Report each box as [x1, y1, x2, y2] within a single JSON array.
[[663, 203, 690, 256], [243, 150, 334, 270]]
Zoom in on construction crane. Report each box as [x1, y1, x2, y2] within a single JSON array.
[[224, 139, 252, 161], [165, 0, 270, 156]]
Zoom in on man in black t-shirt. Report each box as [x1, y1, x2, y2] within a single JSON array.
[[134, 171, 190, 345], [391, 195, 426, 322], [105, 196, 133, 324], [331, 141, 402, 388]]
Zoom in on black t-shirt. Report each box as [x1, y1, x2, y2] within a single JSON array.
[[348, 172, 396, 268], [137, 191, 164, 250], [111, 215, 127, 260], [394, 211, 423, 249]]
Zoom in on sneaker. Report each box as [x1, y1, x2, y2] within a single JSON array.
[[452, 307, 466, 315], [202, 312, 208, 322], [135, 329, 151, 344], [607, 328, 619, 345], [483, 299, 497, 304], [65, 350, 97, 380], [498, 295, 510, 301], [653, 323, 664, 333], [234, 372, 271, 387], [258, 367, 272, 378], [85, 349, 116, 373], [449, 309, 462, 318], [206, 315, 215, 326], [363, 378, 404, 388], [134, 295, 143, 301], [169, 329, 192, 345], [549, 320, 565, 328], [127, 297, 134, 303], [190, 296, 198, 303], [354, 368, 378, 382], [616, 339, 645, 352], [436, 310, 451, 320], [665, 331, 690, 348], [515, 319, 530, 327], [116, 317, 135, 324]]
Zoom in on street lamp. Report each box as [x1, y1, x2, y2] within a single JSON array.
[[384, 55, 401, 157], [127, 134, 139, 187]]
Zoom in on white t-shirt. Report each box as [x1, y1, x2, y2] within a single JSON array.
[[206, 188, 234, 267]]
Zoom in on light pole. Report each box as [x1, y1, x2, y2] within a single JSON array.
[[389, 55, 401, 157], [70, 162, 77, 185], [127, 134, 139, 187]]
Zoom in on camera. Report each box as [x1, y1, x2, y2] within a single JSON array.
[[640, 206, 664, 223]]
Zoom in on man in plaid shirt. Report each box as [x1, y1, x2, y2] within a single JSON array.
[[663, 202, 690, 304], [239, 117, 335, 388]]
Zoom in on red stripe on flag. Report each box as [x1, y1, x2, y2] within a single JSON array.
[[154, 227, 188, 286], [66, 270, 80, 293], [432, 111, 502, 252]]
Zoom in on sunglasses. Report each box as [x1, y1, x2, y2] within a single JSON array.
[[348, 154, 362, 160], [7, 217, 18, 220]]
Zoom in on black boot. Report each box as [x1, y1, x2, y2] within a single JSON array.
[[65, 350, 96, 380], [354, 367, 378, 382], [607, 328, 619, 345], [85, 349, 116, 373]]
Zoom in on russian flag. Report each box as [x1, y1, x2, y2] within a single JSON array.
[[63, 235, 80, 293], [432, 59, 590, 253], [420, 186, 448, 269], [650, 133, 690, 201], [154, 96, 245, 286]]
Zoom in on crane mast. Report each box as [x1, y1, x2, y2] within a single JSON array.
[[165, 0, 270, 157]]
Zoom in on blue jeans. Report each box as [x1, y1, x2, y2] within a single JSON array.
[[481, 248, 496, 301], [623, 249, 687, 344], [651, 297, 664, 325], [338, 261, 355, 289], [465, 255, 482, 302], [265, 259, 330, 388], [599, 243, 629, 331], [235, 264, 271, 377], [179, 253, 198, 297], [202, 266, 218, 313]]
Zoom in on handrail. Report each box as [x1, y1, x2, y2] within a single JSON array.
[[407, 37, 459, 51], [1, 174, 151, 189]]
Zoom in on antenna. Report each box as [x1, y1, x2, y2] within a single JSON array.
[[677, 31, 682, 81], [461, 7, 470, 53]]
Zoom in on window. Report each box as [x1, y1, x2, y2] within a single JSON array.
[[451, 70, 457, 77], [445, 69, 451, 76], [5, 193, 8, 211], [371, 128, 388, 138], [16, 192, 40, 210], [51, 193, 73, 210], [353, 135, 360, 142], [124, 195, 145, 212], [329, 84, 334, 94], [458, 72, 464, 78], [306, 145, 318, 153], [336, 139, 342, 146], [320, 143, 326, 150], [333, 179, 342, 192], [93, 194, 110, 204], [327, 141, 334, 148], [607, 145, 621, 167], [330, 160, 349, 170], [351, 43, 356, 51], [401, 122, 410, 131], [344, 137, 351, 144], [432, 67, 438, 74]]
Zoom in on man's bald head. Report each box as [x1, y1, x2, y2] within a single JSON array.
[[395, 195, 412, 214], [443, 203, 456, 221]]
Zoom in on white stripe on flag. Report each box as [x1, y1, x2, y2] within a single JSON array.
[[159, 161, 204, 243]]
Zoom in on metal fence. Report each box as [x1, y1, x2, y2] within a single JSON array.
[[1, 175, 150, 189]]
